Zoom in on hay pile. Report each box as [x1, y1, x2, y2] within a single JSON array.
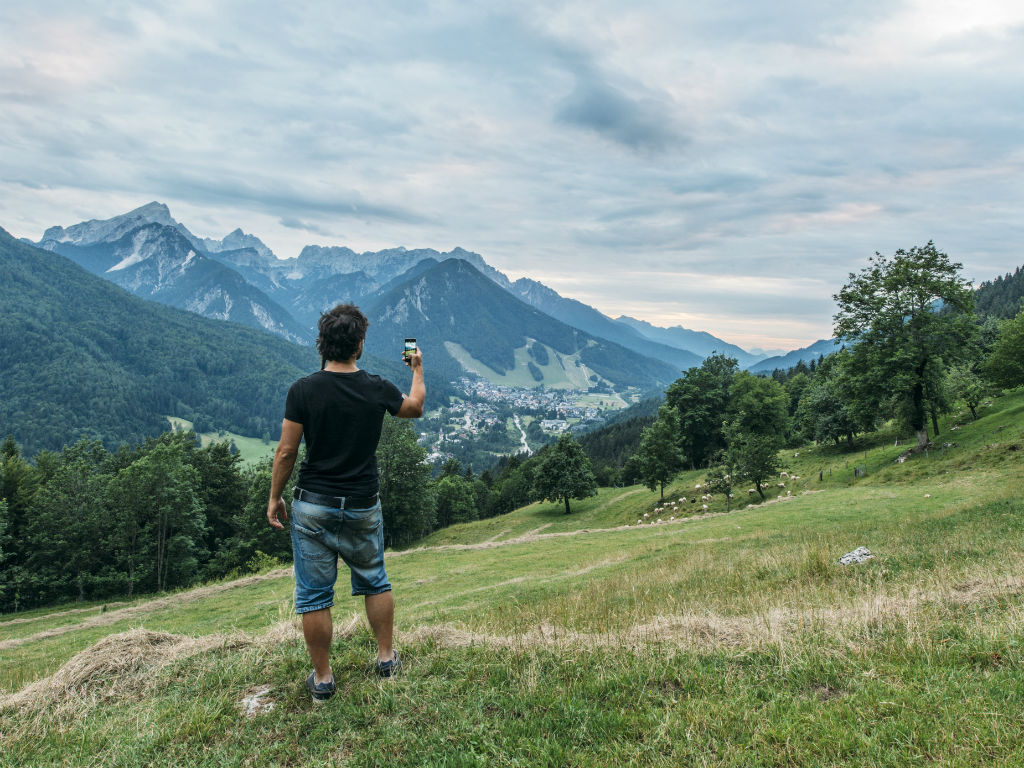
[[0, 628, 245, 711]]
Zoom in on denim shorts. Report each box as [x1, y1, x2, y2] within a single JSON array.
[[289, 497, 391, 613]]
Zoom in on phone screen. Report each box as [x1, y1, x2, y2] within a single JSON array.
[[403, 338, 417, 361]]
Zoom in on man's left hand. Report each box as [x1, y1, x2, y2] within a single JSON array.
[[267, 497, 288, 530]]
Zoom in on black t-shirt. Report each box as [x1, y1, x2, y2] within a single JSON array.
[[284, 369, 405, 496]]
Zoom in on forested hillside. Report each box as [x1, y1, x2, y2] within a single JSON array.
[[975, 263, 1024, 318], [0, 229, 421, 455]]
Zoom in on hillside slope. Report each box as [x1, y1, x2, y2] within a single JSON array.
[[365, 258, 680, 392], [3, 390, 1023, 765], [0, 228, 419, 454]]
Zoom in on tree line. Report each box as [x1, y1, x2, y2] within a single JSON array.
[[3, 241, 1021, 613], [0, 415, 602, 612], [623, 243, 1024, 499]]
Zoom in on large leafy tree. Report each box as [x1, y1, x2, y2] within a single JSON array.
[[665, 353, 738, 469], [633, 405, 686, 500], [727, 371, 789, 438], [532, 433, 598, 514], [833, 242, 975, 450], [377, 415, 436, 547]]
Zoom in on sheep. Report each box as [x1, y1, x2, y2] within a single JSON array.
[[670, 516, 675, 521], [643, 513, 649, 519], [748, 488, 756, 495], [657, 518, 662, 523], [781, 472, 789, 479], [695, 484, 702, 490], [777, 482, 786, 488], [702, 504, 709, 510]]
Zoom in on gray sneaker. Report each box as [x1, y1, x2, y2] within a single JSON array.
[[376, 651, 402, 678], [306, 672, 336, 703]]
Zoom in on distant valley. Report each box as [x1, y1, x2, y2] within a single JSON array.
[[4, 202, 836, 466]]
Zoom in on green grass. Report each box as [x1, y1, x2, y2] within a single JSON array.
[[166, 416, 276, 466], [3, 389, 1024, 766]]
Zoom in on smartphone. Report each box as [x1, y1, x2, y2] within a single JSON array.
[[403, 338, 417, 363]]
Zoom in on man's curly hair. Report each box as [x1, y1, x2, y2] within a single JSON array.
[[317, 304, 369, 366]]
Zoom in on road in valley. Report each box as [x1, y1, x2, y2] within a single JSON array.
[[513, 414, 532, 456]]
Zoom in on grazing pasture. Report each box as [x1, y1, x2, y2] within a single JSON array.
[[2, 391, 1023, 766]]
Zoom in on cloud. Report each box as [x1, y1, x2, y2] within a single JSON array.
[[279, 216, 334, 237], [2, 1, 1023, 347], [555, 75, 685, 152]]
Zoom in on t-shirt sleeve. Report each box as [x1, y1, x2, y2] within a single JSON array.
[[284, 380, 305, 423], [380, 377, 405, 416]]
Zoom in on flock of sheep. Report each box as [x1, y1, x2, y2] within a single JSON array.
[[637, 472, 803, 525]]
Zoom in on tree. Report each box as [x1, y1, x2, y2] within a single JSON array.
[[945, 363, 986, 421], [532, 433, 597, 514], [833, 242, 975, 450], [784, 372, 811, 419], [377, 415, 436, 547], [725, 425, 783, 501], [108, 442, 206, 594], [665, 353, 738, 469], [796, 363, 860, 447], [703, 463, 735, 512], [433, 475, 478, 528], [0, 500, 9, 604], [727, 371, 789, 438], [633, 405, 685, 500], [23, 440, 115, 604], [984, 311, 1024, 390]]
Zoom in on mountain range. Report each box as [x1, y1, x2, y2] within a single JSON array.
[[33, 202, 837, 391], [0, 226, 433, 455]]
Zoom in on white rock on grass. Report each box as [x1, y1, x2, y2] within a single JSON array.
[[240, 687, 275, 716], [838, 547, 874, 566]]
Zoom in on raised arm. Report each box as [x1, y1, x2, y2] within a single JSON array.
[[397, 348, 425, 418]]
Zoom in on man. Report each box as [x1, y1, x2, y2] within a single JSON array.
[[267, 303, 424, 702]]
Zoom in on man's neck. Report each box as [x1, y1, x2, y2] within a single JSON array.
[[323, 358, 359, 373]]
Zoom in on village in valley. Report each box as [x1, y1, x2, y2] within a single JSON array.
[[420, 376, 640, 466]]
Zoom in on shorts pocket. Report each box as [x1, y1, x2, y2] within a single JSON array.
[[344, 504, 382, 531], [291, 517, 333, 562]]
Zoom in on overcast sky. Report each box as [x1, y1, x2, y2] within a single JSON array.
[[2, 1, 1022, 351]]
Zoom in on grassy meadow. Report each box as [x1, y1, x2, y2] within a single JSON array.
[[2, 391, 1023, 766], [166, 417, 276, 467]]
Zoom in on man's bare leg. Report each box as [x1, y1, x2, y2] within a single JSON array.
[[365, 591, 394, 662], [302, 607, 333, 682]]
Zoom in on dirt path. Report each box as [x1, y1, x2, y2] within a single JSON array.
[[0, 601, 129, 627]]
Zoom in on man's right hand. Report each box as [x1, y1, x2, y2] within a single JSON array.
[[267, 496, 288, 530]]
